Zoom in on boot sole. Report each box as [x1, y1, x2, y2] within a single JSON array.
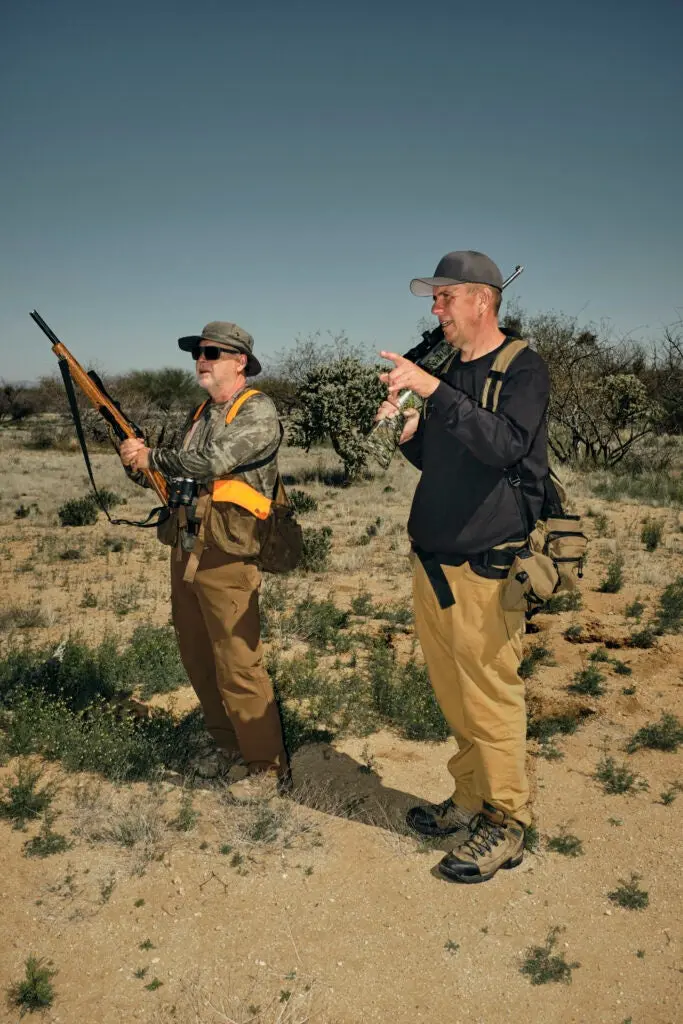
[[438, 851, 524, 884]]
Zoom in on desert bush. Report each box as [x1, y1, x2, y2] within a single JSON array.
[[0, 381, 38, 422], [0, 763, 56, 829], [299, 526, 332, 572], [114, 367, 202, 413], [594, 754, 645, 795], [58, 495, 98, 527], [285, 596, 350, 650], [640, 517, 664, 552], [547, 831, 584, 857], [519, 645, 554, 679], [527, 712, 583, 743], [653, 576, 683, 633], [626, 713, 683, 754], [8, 956, 56, 1013], [367, 643, 449, 741], [0, 636, 126, 711], [520, 926, 579, 985], [597, 554, 624, 593], [0, 605, 49, 631], [287, 489, 318, 514], [608, 873, 649, 910], [544, 591, 582, 614], [122, 624, 186, 698], [23, 818, 72, 858], [568, 664, 605, 697], [289, 355, 386, 482]]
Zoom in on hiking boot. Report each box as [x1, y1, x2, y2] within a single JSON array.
[[406, 797, 476, 838], [437, 803, 524, 884]]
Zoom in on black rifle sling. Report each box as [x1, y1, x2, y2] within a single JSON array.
[[58, 359, 167, 529]]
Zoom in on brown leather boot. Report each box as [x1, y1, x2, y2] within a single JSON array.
[[437, 802, 524, 884]]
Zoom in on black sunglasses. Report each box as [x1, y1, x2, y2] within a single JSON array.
[[191, 345, 239, 361]]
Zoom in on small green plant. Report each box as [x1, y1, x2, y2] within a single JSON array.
[[640, 517, 664, 552], [14, 504, 31, 519], [598, 554, 624, 594], [0, 605, 49, 630], [172, 791, 199, 832], [299, 526, 332, 572], [8, 956, 56, 1013], [653, 576, 683, 633], [628, 625, 656, 648], [613, 660, 632, 675], [593, 512, 610, 537], [546, 831, 584, 857], [519, 645, 554, 679], [520, 926, 579, 985], [134, 898, 145, 907], [58, 547, 82, 561], [96, 489, 124, 512], [607, 873, 649, 910], [144, 977, 163, 991], [588, 646, 611, 663], [351, 590, 374, 615], [622, 685, 636, 696], [660, 782, 682, 805], [134, 967, 149, 979], [563, 623, 583, 640], [139, 939, 155, 951], [287, 489, 318, 514], [0, 764, 56, 829], [527, 712, 582, 743], [624, 598, 645, 620], [23, 817, 72, 858], [79, 588, 98, 608], [568, 664, 605, 697], [626, 713, 683, 753], [523, 824, 539, 852], [444, 939, 460, 955], [594, 755, 645, 795], [57, 495, 98, 527], [545, 591, 582, 614], [286, 596, 350, 649], [111, 583, 142, 617]]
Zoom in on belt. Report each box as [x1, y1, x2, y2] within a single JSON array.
[[412, 541, 526, 610]]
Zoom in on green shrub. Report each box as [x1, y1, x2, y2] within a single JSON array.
[[608, 874, 649, 910], [0, 763, 56, 829], [547, 832, 584, 857], [527, 713, 582, 743], [520, 927, 579, 985], [628, 625, 657, 648], [23, 820, 72, 858], [122, 624, 186, 698], [598, 555, 624, 594], [545, 592, 582, 614], [0, 605, 49, 631], [96, 489, 125, 512], [626, 713, 683, 754], [568, 664, 605, 697], [286, 597, 350, 649], [624, 598, 645, 620], [299, 526, 332, 572], [351, 591, 374, 616], [654, 576, 683, 633], [8, 956, 56, 1013], [287, 489, 318, 514], [519, 645, 554, 679], [57, 496, 98, 527], [0, 636, 126, 711], [640, 518, 664, 552], [367, 644, 449, 742], [594, 755, 644, 795]]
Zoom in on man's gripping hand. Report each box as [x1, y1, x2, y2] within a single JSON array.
[[379, 352, 440, 401]]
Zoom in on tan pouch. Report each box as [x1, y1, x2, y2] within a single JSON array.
[[206, 502, 263, 559], [501, 548, 560, 613], [257, 504, 303, 573], [156, 509, 179, 548], [543, 515, 587, 591]]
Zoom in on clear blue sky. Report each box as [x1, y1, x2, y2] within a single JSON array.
[[2, 0, 681, 382]]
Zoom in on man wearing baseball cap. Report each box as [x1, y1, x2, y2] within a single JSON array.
[[120, 322, 290, 798], [377, 251, 550, 883]]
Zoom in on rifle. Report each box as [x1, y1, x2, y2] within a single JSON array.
[[30, 311, 169, 519], [365, 265, 524, 468]]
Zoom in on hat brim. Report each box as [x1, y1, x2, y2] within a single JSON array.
[[177, 336, 261, 376], [410, 276, 467, 296]]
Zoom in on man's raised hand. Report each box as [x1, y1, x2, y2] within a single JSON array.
[[379, 351, 440, 400]]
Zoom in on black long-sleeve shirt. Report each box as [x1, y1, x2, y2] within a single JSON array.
[[400, 334, 550, 556]]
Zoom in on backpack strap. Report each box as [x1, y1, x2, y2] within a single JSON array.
[[480, 338, 528, 412]]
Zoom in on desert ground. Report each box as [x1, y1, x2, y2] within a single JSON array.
[[1, 427, 681, 1024]]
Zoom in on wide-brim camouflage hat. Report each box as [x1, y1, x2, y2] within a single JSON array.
[[178, 321, 262, 376], [410, 251, 503, 296]]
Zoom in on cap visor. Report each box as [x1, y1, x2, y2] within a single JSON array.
[[246, 356, 261, 376], [409, 276, 464, 296], [178, 335, 202, 351]]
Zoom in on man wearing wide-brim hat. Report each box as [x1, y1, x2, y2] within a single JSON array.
[[120, 321, 290, 798]]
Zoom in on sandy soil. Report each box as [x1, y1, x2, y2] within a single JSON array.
[[1, 434, 681, 1024]]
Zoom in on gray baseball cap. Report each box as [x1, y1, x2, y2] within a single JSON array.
[[410, 251, 503, 296], [178, 321, 261, 376]]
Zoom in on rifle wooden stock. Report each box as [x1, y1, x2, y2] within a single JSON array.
[[30, 311, 169, 505]]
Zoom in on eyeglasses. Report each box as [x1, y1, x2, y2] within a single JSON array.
[[191, 345, 239, 361]]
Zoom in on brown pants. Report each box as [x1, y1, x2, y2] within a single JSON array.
[[171, 547, 288, 773], [412, 556, 530, 826]]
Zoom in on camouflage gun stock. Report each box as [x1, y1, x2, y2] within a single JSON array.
[[366, 265, 524, 469]]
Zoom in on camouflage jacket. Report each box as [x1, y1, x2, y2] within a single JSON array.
[[148, 388, 281, 498]]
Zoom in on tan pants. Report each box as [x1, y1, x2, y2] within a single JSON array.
[[412, 557, 530, 826], [171, 547, 288, 773]]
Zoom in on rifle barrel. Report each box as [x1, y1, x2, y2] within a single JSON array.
[[30, 310, 63, 347]]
